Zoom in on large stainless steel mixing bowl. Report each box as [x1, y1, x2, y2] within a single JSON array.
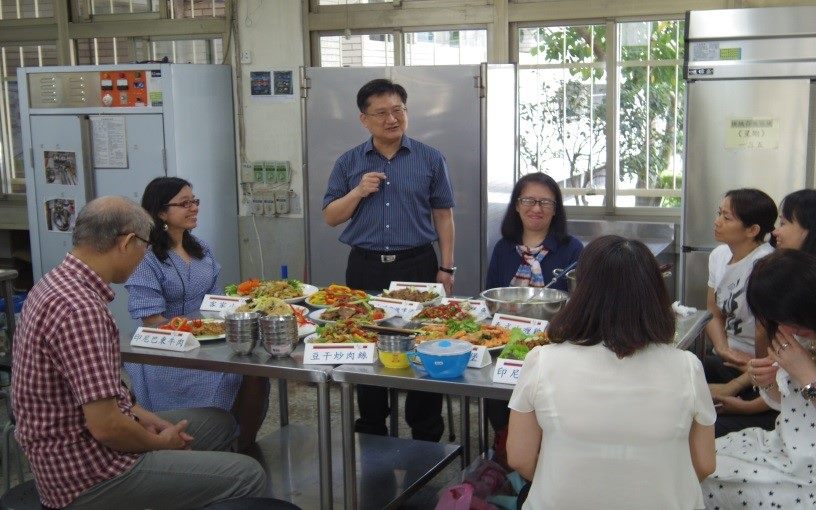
[[479, 287, 568, 321]]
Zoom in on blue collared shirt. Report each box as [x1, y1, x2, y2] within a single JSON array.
[[323, 136, 455, 251]]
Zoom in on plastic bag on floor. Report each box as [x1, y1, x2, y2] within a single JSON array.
[[435, 483, 497, 510], [436, 457, 513, 510]]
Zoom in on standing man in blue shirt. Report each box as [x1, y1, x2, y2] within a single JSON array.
[[323, 78, 455, 441]]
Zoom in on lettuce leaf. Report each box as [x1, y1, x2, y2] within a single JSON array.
[[224, 284, 238, 296]]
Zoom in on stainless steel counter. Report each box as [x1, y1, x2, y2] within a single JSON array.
[[332, 309, 711, 510], [120, 340, 335, 510]]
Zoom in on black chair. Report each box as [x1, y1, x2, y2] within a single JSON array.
[[203, 497, 302, 510], [0, 480, 44, 510]]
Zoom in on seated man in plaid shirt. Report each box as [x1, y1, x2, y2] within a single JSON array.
[[11, 196, 266, 509]]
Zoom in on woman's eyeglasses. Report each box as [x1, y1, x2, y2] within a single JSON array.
[[517, 197, 556, 210], [165, 198, 200, 209]]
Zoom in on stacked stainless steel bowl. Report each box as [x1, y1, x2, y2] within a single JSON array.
[[259, 314, 297, 358], [224, 312, 260, 355]]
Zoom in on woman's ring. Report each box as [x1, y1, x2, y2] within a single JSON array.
[[781, 343, 790, 350]]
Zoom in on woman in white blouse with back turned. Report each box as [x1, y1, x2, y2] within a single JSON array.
[[507, 235, 716, 510]]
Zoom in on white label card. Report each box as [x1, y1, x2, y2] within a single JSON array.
[[200, 294, 249, 313], [468, 346, 492, 368], [389, 281, 446, 298], [368, 297, 422, 320], [131, 327, 199, 352], [303, 343, 376, 365], [491, 313, 548, 335], [442, 298, 490, 320], [492, 358, 525, 385]]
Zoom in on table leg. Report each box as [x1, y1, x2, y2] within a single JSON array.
[[278, 379, 289, 427], [317, 381, 333, 510], [3, 279, 13, 349], [478, 397, 487, 456], [388, 388, 399, 437], [341, 382, 357, 510], [460, 396, 470, 468]]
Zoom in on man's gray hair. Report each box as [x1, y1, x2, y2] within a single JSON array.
[[72, 196, 153, 252]]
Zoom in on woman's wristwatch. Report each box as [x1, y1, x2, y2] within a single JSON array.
[[801, 381, 816, 401], [438, 266, 457, 275]]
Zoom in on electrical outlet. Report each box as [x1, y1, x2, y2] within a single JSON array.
[[252, 198, 264, 216], [240, 50, 252, 64], [264, 199, 276, 216], [264, 162, 277, 185], [241, 163, 255, 183], [253, 162, 265, 184], [275, 190, 290, 214]]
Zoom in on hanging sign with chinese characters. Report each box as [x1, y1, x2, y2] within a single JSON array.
[[131, 327, 199, 352]]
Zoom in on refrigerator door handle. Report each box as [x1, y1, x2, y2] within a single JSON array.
[[78, 115, 95, 201], [681, 245, 714, 253]]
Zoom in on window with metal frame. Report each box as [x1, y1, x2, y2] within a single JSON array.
[[404, 29, 486, 66], [616, 20, 684, 208], [1, 0, 54, 19], [0, 43, 58, 194], [319, 33, 394, 67], [518, 24, 608, 206], [73, 37, 222, 65], [517, 19, 684, 209]]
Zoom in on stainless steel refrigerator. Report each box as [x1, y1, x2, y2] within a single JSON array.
[[302, 65, 516, 298], [680, 6, 816, 308]]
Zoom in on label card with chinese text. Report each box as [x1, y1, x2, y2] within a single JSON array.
[[442, 298, 490, 321], [368, 297, 423, 320], [131, 327, 199, 352], [491, 313, 548, 335], [388, 281, 446, 298], [468, 346, 492, 368], [303, 343, 376, 365], [200, 294, 248, 314], [492, 358, 524, 385]]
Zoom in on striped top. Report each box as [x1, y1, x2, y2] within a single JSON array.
[[323, 136, 455, 251], [124, 237, 242, 412]]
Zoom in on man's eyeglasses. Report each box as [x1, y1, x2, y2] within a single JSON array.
[[517, 197, 557, 210], [165, 198, 200, 209], [117, 232, 150, 247], [364, 106, 407, 121]]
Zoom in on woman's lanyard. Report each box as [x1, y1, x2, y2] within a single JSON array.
[[166, 254, 188, 316]]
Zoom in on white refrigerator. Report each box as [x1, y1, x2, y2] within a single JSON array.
[[18, 63, 240, 328]]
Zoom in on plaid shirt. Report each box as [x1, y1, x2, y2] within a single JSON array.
[[12, 254, 139, 508]]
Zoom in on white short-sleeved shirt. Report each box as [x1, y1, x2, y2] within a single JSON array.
[[707, 243, 774, 354], [508, 343, 715, 510]]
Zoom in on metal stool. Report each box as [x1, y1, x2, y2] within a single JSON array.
[[203, 497, 302, 509], [0, 480, 44, 510], [1, 389, 24, 495], [0, 270, 18, 350]]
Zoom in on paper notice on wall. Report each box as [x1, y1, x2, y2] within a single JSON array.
[[690, 42, 719, 61], [725, 118, 779, 150], [91, 116, 128, 168]]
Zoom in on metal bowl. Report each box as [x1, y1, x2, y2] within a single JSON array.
[[479, 287, 568, 320]]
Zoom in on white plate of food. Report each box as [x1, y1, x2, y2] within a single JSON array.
[[308, 305, 395, 324], [304, 285, 369, 308], [285, 283, 319, 304], [407, 302, 479, 324], [304, 321, 379, 344], [378, 288, 442, 307], [159, 317, 226, 342]]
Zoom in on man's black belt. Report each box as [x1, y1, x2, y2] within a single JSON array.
[[352, 244, 433, 264]]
